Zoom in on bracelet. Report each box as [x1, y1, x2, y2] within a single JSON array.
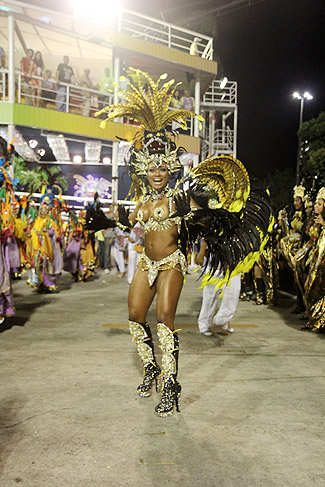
[[184, 206, 198, 221], [116, 221, 129, 231]]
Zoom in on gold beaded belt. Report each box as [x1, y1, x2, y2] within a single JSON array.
[[138, 248, 187, 287]]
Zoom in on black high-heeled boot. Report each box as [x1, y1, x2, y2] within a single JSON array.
[[155, 323, 181, 418], [128, 320, 161, 397]]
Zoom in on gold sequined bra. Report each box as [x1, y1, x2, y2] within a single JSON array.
[[136, 194, 182, 234]]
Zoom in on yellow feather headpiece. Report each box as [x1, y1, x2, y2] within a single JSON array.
[[317, 187, 325, 201], [293, 185, 305, 200], [96, 68, 203, 177]]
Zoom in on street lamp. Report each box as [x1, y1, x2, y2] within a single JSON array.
[[292, 91, 313, 183]]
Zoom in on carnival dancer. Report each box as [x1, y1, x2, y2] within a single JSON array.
[[279, 185, 307, 313], [13, 195, 35, 276], [26, 197, 62, 292], [86, 69, 273, 417], [303, 188, 325, 332], [78, 210, 96, 281], [0, 137, 17, 321], [0, 222, 15, 322], [0, 200, 16, 321], [63, 209, 85, 281]]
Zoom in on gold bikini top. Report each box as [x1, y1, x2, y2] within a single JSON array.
[[136, 191, 182, 234]]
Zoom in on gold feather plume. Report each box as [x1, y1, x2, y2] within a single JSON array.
[[190, 155, 250, 212], [95, 67, 203, 133]]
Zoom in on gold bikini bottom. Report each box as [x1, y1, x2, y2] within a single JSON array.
[[138, 248, 187, 287]]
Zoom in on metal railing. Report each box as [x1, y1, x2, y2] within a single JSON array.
[[203, 80, 237, 105], [119, 9, 213, 60], [0, 69, 196, 135], [15, 190, 136, 210], [0, 69, 6, 101], [0, 69, 114, 115], [202, 127, 235, 159]]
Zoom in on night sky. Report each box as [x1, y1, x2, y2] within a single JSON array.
[[23, 0, 325, 179]]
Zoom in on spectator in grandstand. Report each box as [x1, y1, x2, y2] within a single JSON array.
[[41, 69, 57, 106], [20, 48, 34, 106], [0, 46, 5, 68], [170, 89, 181, 109], [99, 67, 113, 93], [31, 51, 44, 107], [98, 67, 113, 111], [80, 68, 97, 117], [190, 37, 201, 56], [56, 56, 76, 112], [181, 90, 194, 111]]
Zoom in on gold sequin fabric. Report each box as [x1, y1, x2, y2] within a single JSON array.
[[137, 210, 182, 234], [136, 186, 182, 234], [157, 323, 178, 377], [305, 230, 325, 332], [128, 320, 155, 366], [137, 248, 187, 287]]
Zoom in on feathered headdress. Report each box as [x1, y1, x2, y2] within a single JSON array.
[[293, 185, 305, 200], [96, 68, 203, 187], [317, 187, 325, 201]]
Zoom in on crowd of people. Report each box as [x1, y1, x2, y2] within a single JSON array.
[[1, 135, 323, 337], [0, 45, 113, 114], [0, 184, 145, 324], [238, 183, 325, 333], [0, 44, 199, 123]]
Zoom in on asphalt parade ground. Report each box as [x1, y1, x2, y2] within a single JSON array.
[[1, 269, 324, 487]]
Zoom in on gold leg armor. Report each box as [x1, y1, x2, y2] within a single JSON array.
[[128, 320, 161, 397], [155, 323, 181, 418]]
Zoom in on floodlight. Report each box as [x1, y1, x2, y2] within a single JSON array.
[[220, 77, 228, 89], [73, 155, 82, 164], [304, 92, 313, 100]]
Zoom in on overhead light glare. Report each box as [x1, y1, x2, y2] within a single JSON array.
[[103, 157, 111, 165], [304, 92, 313, 100], [293, 92, 301, 99], [72, 0, 122, 23], [73, 155, 82, 164], [38, 149, 45, 157]]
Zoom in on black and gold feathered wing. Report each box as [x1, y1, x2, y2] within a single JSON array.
[[180, 155, 274, 288]]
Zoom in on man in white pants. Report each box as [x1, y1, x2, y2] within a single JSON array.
[[198, 273, 241, 335], [196, 240, 241, 336]]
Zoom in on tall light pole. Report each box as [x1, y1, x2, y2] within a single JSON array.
[[293, 91, 313, 184]]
